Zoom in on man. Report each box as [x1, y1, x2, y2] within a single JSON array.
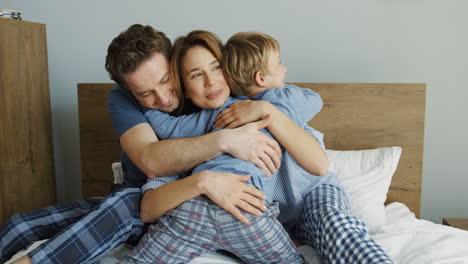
[[1, 24, 279, 264]]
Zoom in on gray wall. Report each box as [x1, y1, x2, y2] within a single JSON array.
[[3, 0, 467, 224]]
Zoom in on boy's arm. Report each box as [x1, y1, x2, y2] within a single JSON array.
[[260, 86, 329, 176], [259, 84, 322, 125], [265, 106, 329, 176], [214, 85, 321, 128]]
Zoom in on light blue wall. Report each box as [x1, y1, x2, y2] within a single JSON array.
[[3, 0, 467, 224]]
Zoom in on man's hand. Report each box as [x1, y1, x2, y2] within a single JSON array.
[[199, 171, 268, 224], [219, 115, 281, 176]]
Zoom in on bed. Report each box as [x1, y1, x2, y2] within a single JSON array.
[[7, 83, 468, 263]]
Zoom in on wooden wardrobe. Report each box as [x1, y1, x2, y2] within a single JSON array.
[[0, 19, 56, 226]]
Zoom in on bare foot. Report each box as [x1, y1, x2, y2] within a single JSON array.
[[12, 255, 32, 264]]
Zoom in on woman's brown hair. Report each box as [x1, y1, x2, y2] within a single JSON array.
[[170, 30, 224, 114]]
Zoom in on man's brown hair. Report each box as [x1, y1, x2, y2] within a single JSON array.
[[105, 24, 172, 88], [222, 32, 280, 96]]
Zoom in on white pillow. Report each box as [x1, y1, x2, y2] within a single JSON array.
[[112, 162, 124, 184], [326, 146, 402, 233]]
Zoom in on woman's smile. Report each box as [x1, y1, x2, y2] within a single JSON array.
[[206, 89, 223, 100]]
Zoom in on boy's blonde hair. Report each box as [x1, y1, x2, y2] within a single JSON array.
[[222, 32, 280, 96]]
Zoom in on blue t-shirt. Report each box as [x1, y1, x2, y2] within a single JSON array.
[[107, 85, 151, 188], [143, 84, 322, 201]]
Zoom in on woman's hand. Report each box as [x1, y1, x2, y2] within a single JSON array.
[[198, 171, 268, 224], [219, 115, 281, 176], [214, 100, 273, 129]]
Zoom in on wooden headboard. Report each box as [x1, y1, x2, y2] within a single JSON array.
[[78, 83, 426, 217]]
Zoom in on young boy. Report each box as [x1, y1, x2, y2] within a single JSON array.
[[119, 30, 320, 264], [221, 32, 331, 230], [222, 32, 393, 264]]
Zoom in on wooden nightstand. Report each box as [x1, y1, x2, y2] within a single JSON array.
[[442, 218, 468, 231]]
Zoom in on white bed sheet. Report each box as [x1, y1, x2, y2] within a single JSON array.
[[371, 202, 468, 264], [7, 203, 468, 264]]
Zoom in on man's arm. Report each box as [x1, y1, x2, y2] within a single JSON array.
[[120, 119, 282, 178], [121, 122, 225, 178]]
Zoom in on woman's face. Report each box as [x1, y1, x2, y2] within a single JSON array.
[[181, 45, 230, 109]]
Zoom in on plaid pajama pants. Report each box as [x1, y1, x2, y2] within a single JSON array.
[[292, 183, 393, 264], [0, 188, 145, 264], [120, 195, 303, 264], [1, 185, 392, 264]]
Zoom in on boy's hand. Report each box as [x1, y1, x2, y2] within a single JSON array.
[[214, 100, 273, 129]]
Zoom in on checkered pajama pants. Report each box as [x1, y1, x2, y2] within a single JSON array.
[[292, 183, 393, 264], [120, 195, 303, 264], [0, 188, 144, 264]]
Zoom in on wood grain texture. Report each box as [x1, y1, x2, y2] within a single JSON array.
[[78, 82, 425, 217], [78, 83, 121, 198], [0, 19, 56, 226], [443, 218, 468, 231]]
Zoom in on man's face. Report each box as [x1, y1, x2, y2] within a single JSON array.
[[124, 53, 180, 112]]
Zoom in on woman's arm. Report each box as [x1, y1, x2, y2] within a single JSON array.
[[214, 100, 329, 176], [140, 171, 267, 224]]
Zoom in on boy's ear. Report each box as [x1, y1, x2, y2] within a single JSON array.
[[254, 71, 265, 87]]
